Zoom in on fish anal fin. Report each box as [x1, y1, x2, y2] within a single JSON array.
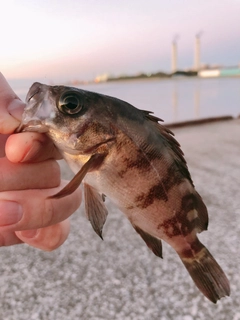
[[48, 153, 106, 199], [84, 183, 108, 239], [134, 226, 163, 258]]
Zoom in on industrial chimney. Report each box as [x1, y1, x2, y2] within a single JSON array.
[[194, 31, 203, 71], [171, 35, 179, 73]]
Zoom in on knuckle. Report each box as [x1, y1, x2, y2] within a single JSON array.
[[42, 199, 56, 227], [43, 224, 66, 251], [41, 160, 61, 188], [0, 233, 5, 246], [50, 161, 61, 185], [0, 115, 8, 131], [0, 168, 6, 191], [0, 114, 18, 134]]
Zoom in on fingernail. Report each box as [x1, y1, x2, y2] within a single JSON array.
[[19, 229, 39, 238], [7, 99, 25, 121], [0, 201, 23, 226], [21, 140, 42, 162]]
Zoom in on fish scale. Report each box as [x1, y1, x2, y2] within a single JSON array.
[[16, 82, 230, 303]]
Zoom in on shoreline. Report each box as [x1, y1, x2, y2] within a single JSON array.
[[166, 115, 235, 129]]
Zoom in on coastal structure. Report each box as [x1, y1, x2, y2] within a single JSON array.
[[93, 32, 240, 83], [194, 31, 203, 71], [171, 35, 179, 73], [198, 68, 240, 78], [94, 73, 109, 83]]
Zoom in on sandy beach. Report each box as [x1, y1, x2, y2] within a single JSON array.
[[0, 118, 239, 320]]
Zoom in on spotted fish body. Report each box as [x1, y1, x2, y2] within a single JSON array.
[[17, 82, 230, 303]]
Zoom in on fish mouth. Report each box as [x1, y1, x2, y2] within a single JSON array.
[[15, 120, 49, 133]]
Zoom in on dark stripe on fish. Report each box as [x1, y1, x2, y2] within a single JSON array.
[[124, 155, 150, 170], [158, 193, 208, 238], [135, 162, 183, 209], [118, 153, 151, 178], [181, 238, 203, 258]]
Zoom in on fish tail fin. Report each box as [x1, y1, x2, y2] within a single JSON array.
[[178, 240, 230, 303]]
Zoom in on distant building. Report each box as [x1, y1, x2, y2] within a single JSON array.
[[94, 73, 109, 83], [199, 67, 240, 78], [198, 69, 220, 78], [171, 41, 177, 73]]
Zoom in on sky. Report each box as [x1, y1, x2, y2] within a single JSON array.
[[1, 0, 240, 82]]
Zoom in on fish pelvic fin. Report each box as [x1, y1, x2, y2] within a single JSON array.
[[84, 183, 108, 239], [48, 153, 106, 199], [179, 240, 230, 303], [134, 226, 163, 258]]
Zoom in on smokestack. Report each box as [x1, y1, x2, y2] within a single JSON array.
[[171, 35, 179, 73], [194, 31, 203, 71]]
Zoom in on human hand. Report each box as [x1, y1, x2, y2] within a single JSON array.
[[0, 73, 82, 250]]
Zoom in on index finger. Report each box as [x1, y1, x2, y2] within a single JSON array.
[[0, 73, 25, 134]]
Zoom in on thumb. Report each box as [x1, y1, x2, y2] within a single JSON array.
[[0, 73, 25, 134]]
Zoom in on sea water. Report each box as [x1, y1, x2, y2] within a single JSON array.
[[9, 77, 240, 124]]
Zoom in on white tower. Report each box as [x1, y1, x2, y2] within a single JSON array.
[[194, 31, 203, 71], [171, 35, 179, 73]]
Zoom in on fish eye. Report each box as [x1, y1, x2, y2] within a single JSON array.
[[58, 92, 82, 115]]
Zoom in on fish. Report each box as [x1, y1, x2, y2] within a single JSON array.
[[16, 82, 230, 303]]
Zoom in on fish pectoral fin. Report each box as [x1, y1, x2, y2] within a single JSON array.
[[48, 153, 106, 199], [134, 226, 163, 258], [84, 183, 108, 239]]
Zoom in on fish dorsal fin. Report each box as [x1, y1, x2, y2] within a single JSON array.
[[134, 226, 163, 258], [49, 153, 106, 199], [142, 110, 164, 123], [143, 110, 193, 184], [106, 97, 193, 185], [84, 183, 108, 239]]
